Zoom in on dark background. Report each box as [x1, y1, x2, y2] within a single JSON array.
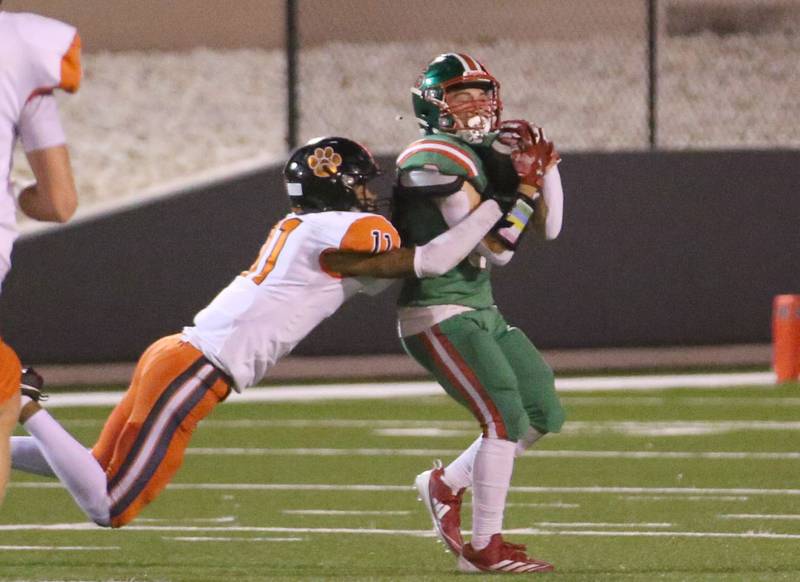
[[2, 150, 798, 364]]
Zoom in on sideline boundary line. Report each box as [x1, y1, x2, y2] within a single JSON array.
[[39, 371, 776, 408], [11, 482, 800, 496], [2, 522, 799, 541]]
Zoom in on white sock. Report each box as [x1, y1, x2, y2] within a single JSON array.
[[515, 426, 545, 457], [10, 436, 55, 477], [471, 437, 516, 550], [446, 427, 545, 493], [19, 395, 34, 409], [443, 434, 482, 492], [23, 409, 111, 526]]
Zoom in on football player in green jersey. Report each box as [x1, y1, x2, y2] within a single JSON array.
[[395, 53, 565, 573]]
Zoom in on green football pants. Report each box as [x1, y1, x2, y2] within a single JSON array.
[[401, 307, 565, 441]]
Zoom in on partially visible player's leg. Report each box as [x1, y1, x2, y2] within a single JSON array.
[[403, 310, 531, 553], [497, 325, 565, 456], [14, 367, 111, 524], [0, 339, 21, 506], [94, 334, 231, 528]]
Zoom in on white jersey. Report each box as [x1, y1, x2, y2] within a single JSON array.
[[182, 210, 400, 391], [0, 11, 80, 285]]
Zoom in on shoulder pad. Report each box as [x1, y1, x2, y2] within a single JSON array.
[[396, 136, 482, 180], [397, 169, 465, 197]]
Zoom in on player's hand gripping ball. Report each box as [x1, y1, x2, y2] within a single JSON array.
[[496, 120, 560, 193]]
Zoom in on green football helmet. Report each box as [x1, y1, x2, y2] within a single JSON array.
[[411, 52, 502, 143]]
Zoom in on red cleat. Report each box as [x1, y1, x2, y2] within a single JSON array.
[[414, 460, 465, 555], [458, 534, 554, 574]]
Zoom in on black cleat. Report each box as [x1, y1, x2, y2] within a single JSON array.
[[21, 367, 48, 402]]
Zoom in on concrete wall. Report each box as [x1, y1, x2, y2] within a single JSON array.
[[1, 150, 798, 364]]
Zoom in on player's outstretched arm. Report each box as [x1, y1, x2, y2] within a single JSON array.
[[322, 199, 502, 279]]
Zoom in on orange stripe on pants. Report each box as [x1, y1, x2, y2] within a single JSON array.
[[0, 339, 21, 405], [91, 334, 230, 528]]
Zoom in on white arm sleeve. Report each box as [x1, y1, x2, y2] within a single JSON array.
[[435, 188, 473, 227], [413, 200, 502, 278], [542, 164, 564, 240], [434, 189, 514, 266], [18, 94, 66, 152], [476, 241, 514, 266]]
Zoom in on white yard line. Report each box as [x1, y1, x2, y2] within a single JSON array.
[[183, 447, 800, 461], [719, 514, 800, 520], [135, 516, 236, 523], [563, 397, 800, 407], [164, 536, 304, 542], [503, 529, 800, 540], [282, 509, 410, 516], [506, 502, 580, 508], [38, 371, 777, 408], [9, 482, 800, 496], [0, 544, 119, 551], [2, 523, 799, 541], [534, 522, 673, 528], [624, 495, 750, 501]]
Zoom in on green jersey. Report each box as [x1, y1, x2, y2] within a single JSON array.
[[393, 133, 517, 309]]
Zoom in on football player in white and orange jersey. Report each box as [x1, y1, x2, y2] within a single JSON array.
[[0, 3, 81, 506], [10, 137, 504, 527]]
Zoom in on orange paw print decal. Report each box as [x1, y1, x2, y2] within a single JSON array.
[[308, 147, 343, 178]]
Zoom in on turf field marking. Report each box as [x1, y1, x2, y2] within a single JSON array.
[[183, 447, 800, 461], [0, 545, 119, 551], [4, 523, 800, 541], [719, 514, 800, 520], [534, 522, 673, 528], [11, 482, 800, 497], [502, 528, 800, 540], [375, 421, 800, 437], [506, 502, 580, 508], [38, 371, 776, 408], [185, 417, 800, 435], [136, 516, 236, 523], [164, 536, 304, 542], [200, 419, 800, 433], [283, 509, 411, 516], [561, 394, 800, 408], [563, 397, 800, 407], [622, 495, 750, 501]]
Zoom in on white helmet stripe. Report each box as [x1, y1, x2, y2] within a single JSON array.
[[444, 52, 482, 73]]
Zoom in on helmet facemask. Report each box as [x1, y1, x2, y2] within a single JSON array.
[[412, 53, 502, 144], [440, 78, 501, 144], [341, 174, 379, 213]]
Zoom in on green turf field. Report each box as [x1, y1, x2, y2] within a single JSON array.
[[2, 377, 799, 581]]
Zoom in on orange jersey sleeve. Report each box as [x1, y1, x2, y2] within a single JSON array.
[[59, 33, 82, 93], [339, 215, 400, 254]]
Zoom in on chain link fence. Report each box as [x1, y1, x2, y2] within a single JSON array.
[[9, 0, 800, 211], [295, 0, 799, 152]]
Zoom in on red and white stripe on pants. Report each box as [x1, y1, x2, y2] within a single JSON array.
[[419, 325, 507, 440]]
